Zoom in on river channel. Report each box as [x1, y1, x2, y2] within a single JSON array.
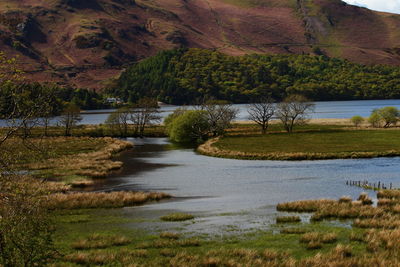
[[92, 137, 400, 236]]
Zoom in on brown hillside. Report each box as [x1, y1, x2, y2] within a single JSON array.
[[0, 0, 399, 89]]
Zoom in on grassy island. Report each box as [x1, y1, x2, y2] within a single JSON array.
[[198, 124, 400, 160]]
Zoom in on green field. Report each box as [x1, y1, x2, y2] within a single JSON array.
[[205, 126, 400, 160]]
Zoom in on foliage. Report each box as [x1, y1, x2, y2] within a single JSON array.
[[165, 102, 237, 143], [113, 48, 400, 104], [350, 116, 364, 127], [369, 107, 400, 128], [0, 52, 56, 267], [0, 176, 56, 267], [165, 110, 210, 143]]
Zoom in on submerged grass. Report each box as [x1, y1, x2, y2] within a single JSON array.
[[160, 213, 195, 222], [276, 216, 301, 223]]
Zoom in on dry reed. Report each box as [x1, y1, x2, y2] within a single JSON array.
[[48, 191, 171, 209]]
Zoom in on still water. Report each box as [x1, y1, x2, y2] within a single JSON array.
[[96, 138, 400, 235], [78, 99, 400, 125], [2, 99, 400, 126]]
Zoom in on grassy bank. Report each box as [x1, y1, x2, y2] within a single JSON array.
[[199, 125, 400, 160], [4, 136, 133, 186]]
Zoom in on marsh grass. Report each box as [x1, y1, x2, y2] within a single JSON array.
[[48, 191, 171, 209], [160, 232, 180, 240], [280, 228, 308, 234], [276, 216, 301, 223], [160, 213, 194, 222], [28, 137, 133, 182], [72, 234, 131, 250]]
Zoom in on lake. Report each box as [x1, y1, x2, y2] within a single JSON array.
[[93, 137, 400, 235], [2, 99, 400, 127], [78, 99, 400, 125]]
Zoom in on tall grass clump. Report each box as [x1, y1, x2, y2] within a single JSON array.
[[48, 191, 171, 209], [72, 234, 131, 250], [160, 213, 194, 222]]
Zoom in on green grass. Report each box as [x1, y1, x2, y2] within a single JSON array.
[[206, 126, 400, 160]]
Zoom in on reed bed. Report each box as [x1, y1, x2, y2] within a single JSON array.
[[66, 249, 149, 266], [28, 137, 133, 182], [378, 190, 400, 199], [160, 213, 194, 222], [48, 191, 171, 209], [160, 232, 180, 240], [280, 228, 308, 234], [72, 234, 131, 250], [277, 199, 337, 212]]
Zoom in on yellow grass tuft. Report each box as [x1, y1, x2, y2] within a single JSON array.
[[48, 191, 171, 209]]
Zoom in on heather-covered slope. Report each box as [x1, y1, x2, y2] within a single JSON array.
[[1, 0, 400, 89]]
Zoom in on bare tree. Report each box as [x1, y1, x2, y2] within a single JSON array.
[[199, 100, 238, 137], [59, 103, 82, 136], [105, 106, 131, 136], [130, 98, 161, 136], [248, 97, 275, 134], [276, 95, 315, 133]]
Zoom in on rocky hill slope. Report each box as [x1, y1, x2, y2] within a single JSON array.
[[1, 0, 400, 89]]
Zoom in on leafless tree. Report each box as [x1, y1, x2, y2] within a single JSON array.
[[199, 100, 238, 137], [105, 106, 131, 136], [130, 97, 161, 136], [59, 103, 82, 136], [276, 95, 315, 133], [248, 97, 275, 134]]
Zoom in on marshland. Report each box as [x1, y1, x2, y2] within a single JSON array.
[[5, 99, 400, 266]]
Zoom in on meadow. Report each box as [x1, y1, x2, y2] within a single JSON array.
[[199, 124, 400, 160]]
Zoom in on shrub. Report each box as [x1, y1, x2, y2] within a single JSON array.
[[350, 116, 364, 127], [369, 107, 400, 128], [166, 110, 210, 143]]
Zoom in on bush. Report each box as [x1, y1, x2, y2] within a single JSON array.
[[350, 116, 364, 127], [165, 110, 210, 143], [369, 107, 400, 128]]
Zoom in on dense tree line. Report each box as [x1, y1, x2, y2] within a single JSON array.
[[112, 48, 400, 104], [0, 83, 111, 118]]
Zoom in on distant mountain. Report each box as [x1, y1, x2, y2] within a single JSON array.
[[1, 0, 400, 89]]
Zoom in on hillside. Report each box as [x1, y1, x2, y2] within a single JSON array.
[[113, 48, 400, 104], [1, 0, 400, 89]]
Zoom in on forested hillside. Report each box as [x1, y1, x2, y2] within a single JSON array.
[[112, 48, 400, 104]]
